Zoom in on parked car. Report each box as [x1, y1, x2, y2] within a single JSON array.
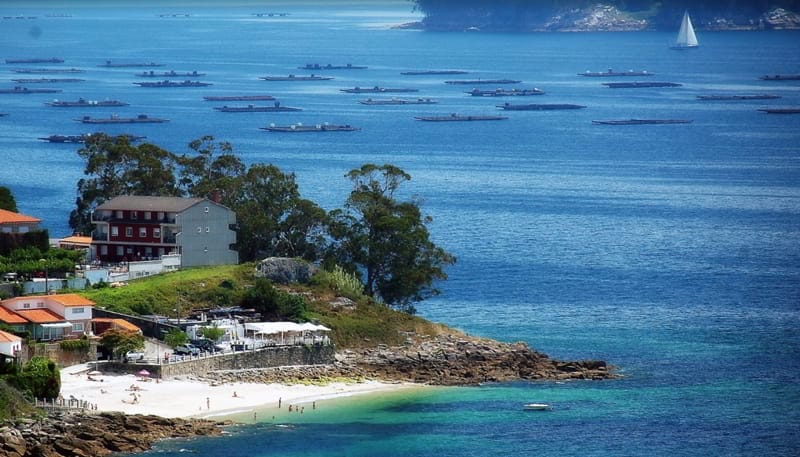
[[191, 339, 223, 353], [174, 344, 200, 356], [124, 350, 145, 362]]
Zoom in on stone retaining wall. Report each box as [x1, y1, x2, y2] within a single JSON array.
[[101, 344, 335, 378]]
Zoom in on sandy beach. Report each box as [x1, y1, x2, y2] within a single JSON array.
[[60, 363, 415, 420]]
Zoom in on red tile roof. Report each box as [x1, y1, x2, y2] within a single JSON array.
[[0, 208, 40, 224], [48, 294, 95, 307], [0, 307, 27, 325], [15, 309, 64, 324], [0, 329, 22, 343]]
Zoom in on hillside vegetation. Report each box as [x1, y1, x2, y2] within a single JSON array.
[[79, 264, 449, 348]]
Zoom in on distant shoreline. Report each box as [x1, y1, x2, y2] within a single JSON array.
[[394, 20, 800, 32]]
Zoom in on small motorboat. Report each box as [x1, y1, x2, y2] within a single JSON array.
[[523, 403, 552, 411]]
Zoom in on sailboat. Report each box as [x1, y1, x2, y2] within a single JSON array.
[[670, 11, 699, 49]]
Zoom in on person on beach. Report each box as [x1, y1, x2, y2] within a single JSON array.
[[206, 397, 210, 410], [233, 391, 238, 398]]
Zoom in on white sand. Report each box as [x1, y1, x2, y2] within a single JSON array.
[[60, 363, 414, 420]]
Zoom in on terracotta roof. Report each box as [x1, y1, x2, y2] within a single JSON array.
[[16, 308, 64, 324], [0, 208, 40, 224], [59, 235, 92, 245], [96, 196, 206, 213], [0, 329, 22, 343], [47, 294, 95, 307], [0, 307, 28, 325], [93, 318, 141, 332]]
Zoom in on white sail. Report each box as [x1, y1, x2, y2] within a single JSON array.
[[673, 11, 699, 48]]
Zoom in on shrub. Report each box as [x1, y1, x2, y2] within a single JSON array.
[[7, 357, 60, 399], [59, 337, 89, 352], [311, 265, 364, 300]]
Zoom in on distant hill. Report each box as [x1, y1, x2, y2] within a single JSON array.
[[410, 0, 800, 31]]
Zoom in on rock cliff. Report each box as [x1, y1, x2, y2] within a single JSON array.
[[0, 412, 227, 457]]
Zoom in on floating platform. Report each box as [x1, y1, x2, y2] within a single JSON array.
[[592, 119, 692, 125], [259, 74, 333, 81], [38, 134, 145, 143], [468, 88, 544, 97], [0, 86, 62, 94], [261, 123, 360, 132], [298, 63, 366, 70], [497, 103, 585, 110], [359, 98, 437, 105], [134, 80, 212, 87], [12, 78, 84, 83], [579, 69, 652, 77], [99, 61, 163, 68], [135, 70, 206, 77], [6, 58, 64, 64], [46, 98, 129, 107], [415, 114, 508, 122], [602, 82, 682, 88], [203, 95, 275, 101], [76, 114, 169, 124], [214, 103, 301, 112], [445, 79, 521, 85], [11, 68, 84, 74], [341, 87, 419, 93], [758, 108, 800, 114], [697, 94, 781, 100], [759, 74, 800, 81]]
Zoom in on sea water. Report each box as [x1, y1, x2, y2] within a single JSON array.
[[1, 3, 799, 456]]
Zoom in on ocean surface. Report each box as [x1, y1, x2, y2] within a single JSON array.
[[2, 3, 800, 456]]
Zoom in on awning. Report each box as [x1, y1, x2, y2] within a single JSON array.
[[40, 322, 73, 328], [244, 322, 330, 335]]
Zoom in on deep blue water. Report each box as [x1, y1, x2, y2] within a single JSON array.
[[2, 4, 800, 456]]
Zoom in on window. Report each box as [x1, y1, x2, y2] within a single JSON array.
[[157, 212, 164, 221], [116, 246, 124, 256], [197, 226, 202, 233], [126, 247, 133, 254], [158, 248, 165, 256], [100, 245, 108, 255], [72, 307, 84, 314], [125, 227, 133, 237], [23, 303, 30, 309], [204, 206, 210, 213], [73, 323, 84, 332], [131, 211, 138, 220], [37, 302, 44, 308], [115, 210, 123, 219], [154, 228, 161, 238], [145, 247, 152, 256], [139, 227, 147, 237], [205, 227, 210, 233], [111, 226, 119, 236], [144, 211, 151, 220]]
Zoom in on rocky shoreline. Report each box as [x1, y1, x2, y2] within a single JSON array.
[[1, 333, 616, 456], [202, 333, 617, 386], [0, 412, 228, 457], [398, 5, 800, 32]]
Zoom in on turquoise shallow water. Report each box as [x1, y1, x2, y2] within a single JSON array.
[[1, 3, 799, 456]]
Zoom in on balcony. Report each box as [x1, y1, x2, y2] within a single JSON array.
[[91, 231, 108, 241]]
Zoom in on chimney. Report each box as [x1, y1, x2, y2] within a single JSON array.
[[210, 189, 222, 203]]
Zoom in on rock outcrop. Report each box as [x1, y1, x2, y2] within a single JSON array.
[[255, 257, 318, 284], [202, 333, 617, 386], [542, 5, 647, 32], [0, 412, 227, 457]]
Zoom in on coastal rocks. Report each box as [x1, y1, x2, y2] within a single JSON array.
[[201, 333, 618, 387], [762, 8, 800, 29], [543, 5, 647, 32], [0, 412, 227, 457], [255, 257, 318, 284]]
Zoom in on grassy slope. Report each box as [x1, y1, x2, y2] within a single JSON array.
[[0, 379, 39, 422], [79, 264, 453, 349]]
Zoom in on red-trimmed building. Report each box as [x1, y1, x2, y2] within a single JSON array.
[[90, 196, 238, 267]]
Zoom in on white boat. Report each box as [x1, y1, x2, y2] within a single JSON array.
[[523, 403, 552, 411], [670, 11, 698, 49]]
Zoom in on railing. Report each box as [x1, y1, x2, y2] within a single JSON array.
[[36, 397, 98, 412], [154, 336, 332, 365]]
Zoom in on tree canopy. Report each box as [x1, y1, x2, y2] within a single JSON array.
[[327, 164, 455, 313], [70, 137, 454, 312], [0, 186, 17, 212]]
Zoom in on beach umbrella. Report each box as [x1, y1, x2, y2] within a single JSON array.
[[88, 370, 102, 376], [137, 369, 150, 377]]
